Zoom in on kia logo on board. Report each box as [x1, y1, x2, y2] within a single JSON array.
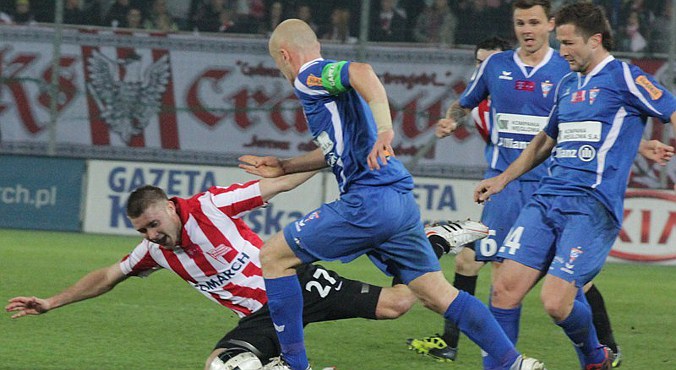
[[611, 190, 676, 262]]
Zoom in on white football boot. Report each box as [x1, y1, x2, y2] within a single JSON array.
[[425, 219, 489, 255]]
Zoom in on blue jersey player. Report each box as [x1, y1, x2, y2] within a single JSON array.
[[418, 1, 631, 366], [239, 19, 545, 370], [475, 3, 676, 369]]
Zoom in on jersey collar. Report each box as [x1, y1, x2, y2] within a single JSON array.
[[299, 58, 324, 74], [513, 47, 554, 78], [577, 55, 615, 89]]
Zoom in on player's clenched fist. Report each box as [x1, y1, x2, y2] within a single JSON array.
[[436, 118, 458, 138]]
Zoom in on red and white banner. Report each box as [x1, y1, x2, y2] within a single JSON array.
[[0, 26, 485, 169]]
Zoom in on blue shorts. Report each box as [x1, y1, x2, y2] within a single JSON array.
[[473, 180, 540, 262], [283, 185, 440, 284], [497, 194, 620, 287]]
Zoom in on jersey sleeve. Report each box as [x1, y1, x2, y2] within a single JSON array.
[[543, 103, 559, 139], [621, 63, 676, 122], [208, 180, 265, 218], [459, 54, 493, 109], [321, 61, 352, 95], [119, 240, 162, 277]]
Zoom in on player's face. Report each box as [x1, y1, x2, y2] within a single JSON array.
[[556, 24, 594, 73], [130, 201, 182, 250], [513, 5, 553, 54], [475, 48, 502, 66]]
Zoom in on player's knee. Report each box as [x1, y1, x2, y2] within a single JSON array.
[[376, 285, 416, 319], [205, 348, 262, 370], [490, 279, 523, 308], [455, 257, 483, 276], [541, 292, 573, 322]]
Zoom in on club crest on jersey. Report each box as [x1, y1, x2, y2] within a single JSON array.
[[515, 80, 535, 91], [635, 75, 663, 100], [569, 247, 583, 264], [207, 244, 233, 260], [306, 74, 323, 87], [541, 81, 553, 98], [571, 90, 586, 103], [499, 71, 513, 80], [589, 89, 600, 105], [561, 246, 583, 274], [295, 210, 321, 232]]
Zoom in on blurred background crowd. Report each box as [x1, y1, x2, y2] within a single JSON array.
[[0, 0, 672, 53]]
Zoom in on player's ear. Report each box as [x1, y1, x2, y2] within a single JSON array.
[[589, 33, 602, 49], [547, 16, 555, 32]]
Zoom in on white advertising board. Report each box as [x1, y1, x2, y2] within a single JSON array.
[[83, 160, 324, 239]]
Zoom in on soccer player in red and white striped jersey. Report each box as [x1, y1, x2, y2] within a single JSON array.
[[6, 170, 419, 369]]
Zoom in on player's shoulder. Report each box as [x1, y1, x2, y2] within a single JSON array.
[[484, 49, 515, 66]]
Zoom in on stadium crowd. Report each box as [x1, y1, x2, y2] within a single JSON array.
[[0, 0, 671, 53]]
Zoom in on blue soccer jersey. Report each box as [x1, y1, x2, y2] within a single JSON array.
[[460, 48, 571, 181], [293, 58, 413, 194], [541, 56, 676, 226]]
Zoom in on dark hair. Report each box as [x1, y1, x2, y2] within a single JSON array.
[[555, 3, 613, 51], [475, 36, 512, 55], [513, 0, 552, 18], [126, 185, 168, 218]]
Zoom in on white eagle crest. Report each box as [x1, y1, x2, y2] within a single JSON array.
[[86, 50, 170, 143]]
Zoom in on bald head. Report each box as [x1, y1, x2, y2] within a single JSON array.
[[268, 19, 321, 82]]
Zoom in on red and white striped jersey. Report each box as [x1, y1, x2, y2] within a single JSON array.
[[471, 98, 491, 143], [119, 180, 268, 318]]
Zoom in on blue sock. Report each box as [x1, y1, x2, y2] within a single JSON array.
[[482, 304, 522, 369], [556, 293, 605, 367], [444, 291, 520, 369], [264, 275, 308, 370]]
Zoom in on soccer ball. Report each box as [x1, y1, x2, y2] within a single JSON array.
[[209, 351, 262, 370]]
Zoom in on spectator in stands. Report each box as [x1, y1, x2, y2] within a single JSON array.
[[218, 7, 244, 33], [63, 0, 87, 25], [320, 7, 357, 44], [11, 0, 35, 25], [259, 1, 284, 36], [453, 0, 501, 46], [231, 0, 265, 33], [412, 0, 456, 46], [144, 0, 178, 32], [126, 7, 143, 29], [619, 10, 647, 52], [649, 0, 671, 54], [370, 0, 408, 42], [295, 4, 317, 34], [104, 0, 131, 27], [81, 0, 103, 26], [191, 0, 225, 33]]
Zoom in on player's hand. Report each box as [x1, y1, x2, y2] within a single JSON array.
[[474, 176, 507, 204], [238, 155, 285, 178], [436, 118, 458, 138], [639, 139, 674, 165], [5, 296, 51, 318], [368, 129, 395, 170]]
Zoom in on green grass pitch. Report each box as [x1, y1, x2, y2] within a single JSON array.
[[1, 229, 674, 369]]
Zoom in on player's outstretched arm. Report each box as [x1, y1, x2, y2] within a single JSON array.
[[474, 131, 556, 203], [259, 170, 320, 202], [638, 139, 674, 165], [5, 264, 127, 319], [239, 149, 327, 177], [349, 62, 395, 170]]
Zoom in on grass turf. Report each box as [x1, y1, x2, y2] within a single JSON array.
[[1, 229, 674, 369]]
